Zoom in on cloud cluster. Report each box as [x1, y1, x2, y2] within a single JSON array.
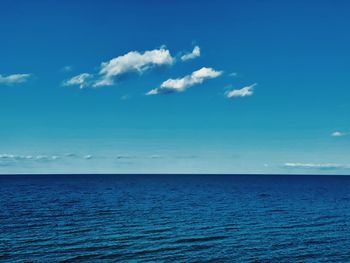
[[0, 153, 97, 168], [3, 45, 258, 102], [147, 67, 222, 95], [0, 73, 31, 85], [0, 154, 59, 161], [181, 46, 200, 61], [283, 162, 350, 169], [225, 83, 256, 98], [0, 153, 168, 165]]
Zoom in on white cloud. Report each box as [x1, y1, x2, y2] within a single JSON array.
[[225, 83, 257, 98], [331, 131, 349, 137], [84, 155, 93, 159], [0, 73, 31, 85], [229, 72, 238, 77], [94, 47, 174, 87], [181, 46, 201, 61], [146, 67, 222, 95], [63, 73, 92, 89], [283, 162, 350, 169]]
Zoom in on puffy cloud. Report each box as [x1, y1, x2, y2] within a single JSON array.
[[63, 73, 92, 89], [225, 83, 256, 98], [331, 131, 349, 137], [0, 73, 31, 85], [94, 47, 174, 87], [181, 46, 200, 61], [147, 67, 222, 95], [283, 162, 350, 169]]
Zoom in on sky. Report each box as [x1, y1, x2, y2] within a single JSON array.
[[1, 0, 350, 174]]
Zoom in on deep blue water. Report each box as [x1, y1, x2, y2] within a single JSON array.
[[1, 174, 350, 262]]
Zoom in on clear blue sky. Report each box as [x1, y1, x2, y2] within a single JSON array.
[[1, 0, 350, 174]]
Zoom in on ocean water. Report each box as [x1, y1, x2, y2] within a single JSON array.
[[1, 175, 350, 262]]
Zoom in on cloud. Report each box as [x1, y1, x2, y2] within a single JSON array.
[[149, 154, 162, 159], [146, 67, 222, 95], [94, 47, 174, 87], [116, 155, 132, 159], [0, 153, 101, 167], [331, 131, 349, 137], [181, 46, 200, 61], [283, 162, 350, 169], [229, 72, 238, 77], [0, 154, 59, 162], [120, 94, 131, 100], [63, 73, 93, 89], [61, 65, 73, 72], [225, 83, 257, 98], [0, 73, 31, 85]]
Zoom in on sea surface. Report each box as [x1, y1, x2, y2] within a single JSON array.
[[1, 174, 350, 262]]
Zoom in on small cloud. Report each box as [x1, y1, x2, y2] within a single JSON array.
[[63, 73, 93, 89], [120, 94, 131, 100], [116, 155, 132, 159], [174, 154, 198, 159], [147, 67, 222, 95], [84, 155, 93, 159], [0, 73, 31, 85], [181, 45, 200, 61], [331, 131, 349, 137], [61, 66, 73, 72], [94, 47, 175, 87], [283, 162, 350, 169], [149, 154, 162, 159], [225, 83, 257, 98], [229, 72, 238, 77]]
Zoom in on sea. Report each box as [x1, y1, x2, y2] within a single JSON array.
[[1, 174, 350, 262]]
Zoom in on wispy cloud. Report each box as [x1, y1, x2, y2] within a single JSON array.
[[120, 94, 131, 100], [63, 73, 93, 89], [146, 67, 222, 95], [0, 73, 31, 85], [229, 72, 238, 77], [0, 154, 59, 162], [283, 162, 350, 169], [181, 45, 200, 61], [331, 131, 349, 137], [225, 83, 257, 98], [61, 65, 73, 72], [94, 47, 174, 87]]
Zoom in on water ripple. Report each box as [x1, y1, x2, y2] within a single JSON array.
[[1, 174, 350, 262]]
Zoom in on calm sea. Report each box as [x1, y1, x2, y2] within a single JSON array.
[[1, 174, 350, 262]]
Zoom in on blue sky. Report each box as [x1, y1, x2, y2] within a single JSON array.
[[1, 0, 350, 174]]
